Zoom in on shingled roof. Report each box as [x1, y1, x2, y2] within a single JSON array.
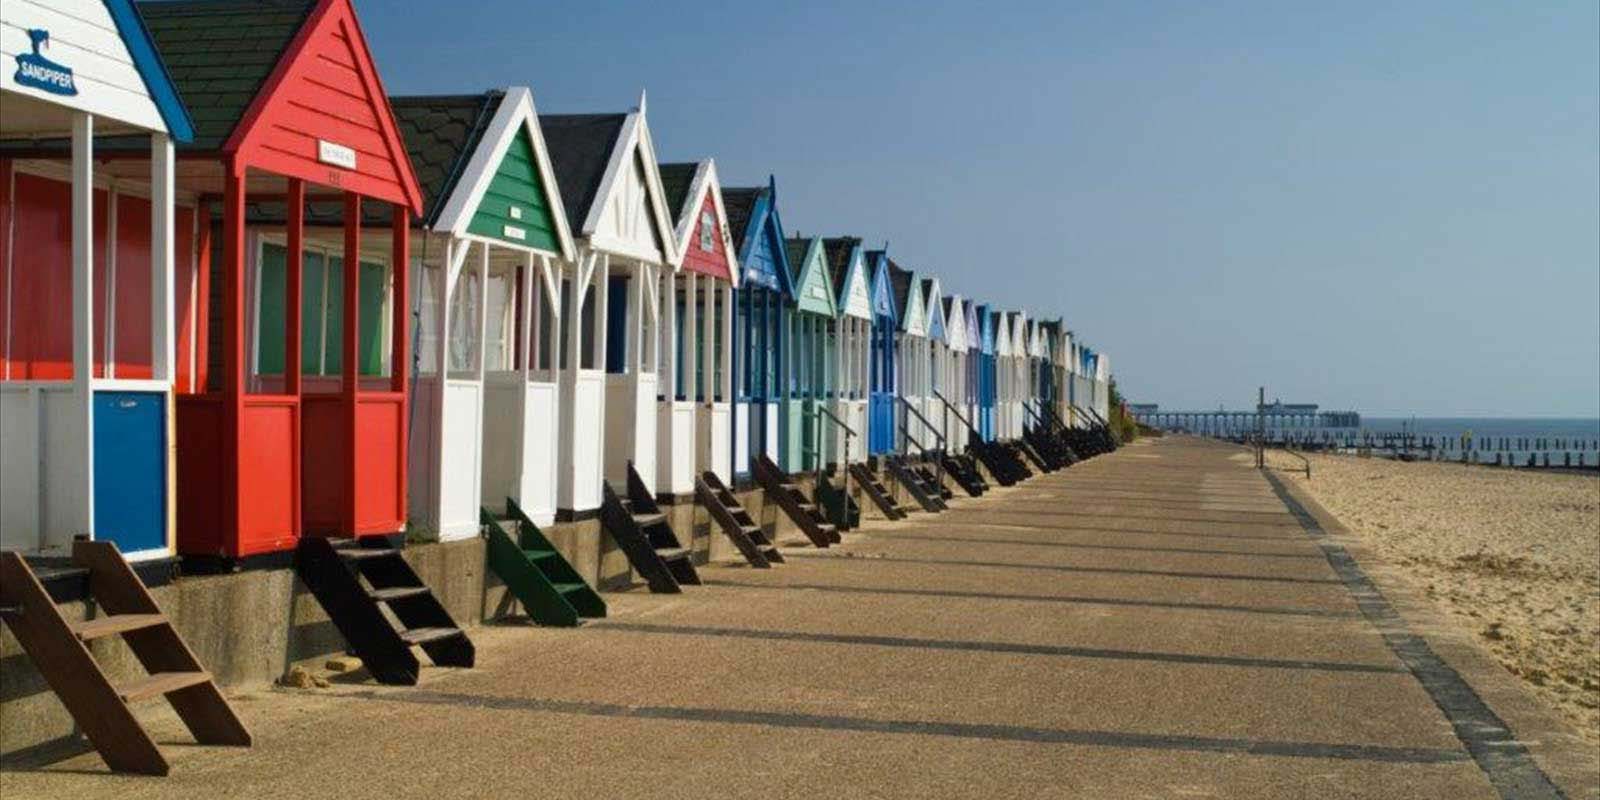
[[657, 162, 699, 220], [783, 237, 811, 283], [389, 93, 501, 226], [539, 114, 627, 235], [135, 0, 316, 151], [822, 237, 859, 298], [721, 187, 762, 250], [888, 259, 914, 318]]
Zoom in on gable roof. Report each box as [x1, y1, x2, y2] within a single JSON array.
[[135, 0, 313, 150], [721, 187, 760, 249], [391, 92, 500, 227], [723, 179, 793, 296], [823, 237, 858, 298], [539, 113, 628, 234], [785, 236, 837, 316], [659, 159, 738, 283], [658, 162, 697, 220], [866, 249, 897, 322], [923, 278, 944, 342]]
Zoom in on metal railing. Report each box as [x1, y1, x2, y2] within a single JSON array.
[[898, 396, 947, 491], [807, 403, 859, 524], [931, 388, 979, 449]]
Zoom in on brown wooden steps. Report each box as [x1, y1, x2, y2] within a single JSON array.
[[0, 541, 251, 775], [598, 463, 701, 593]]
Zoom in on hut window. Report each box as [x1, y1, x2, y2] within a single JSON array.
[[699, 211, 715, 252], [256, 242, 391, 379]]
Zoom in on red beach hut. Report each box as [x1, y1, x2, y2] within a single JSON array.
[[142, 0, 423, 558]]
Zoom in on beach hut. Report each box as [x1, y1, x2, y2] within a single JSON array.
[[964, 301, 983, 442], [723, 179, 794, 480], [973, 304, 997, 442], [994, 311, 1017, 440], [781, 235, 838, 472], [540, 96, 679, 514], [659, 159, 738, 488], [887, 261, 927, 454], [824, 237, 872, 466], [941, 294, 969, 447], [922, 277, 947, 448], [1036, 318, 1064, 428], [381, 89, 577, 535], [23, 0, 427, 560], [0, 0, 196, 562], [865, 249, 898, 456]]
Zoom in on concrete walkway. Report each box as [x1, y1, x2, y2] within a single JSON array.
[[4, 437, 1595, 799]]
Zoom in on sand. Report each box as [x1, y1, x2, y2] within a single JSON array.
[[1266, 450, 1600, 742]]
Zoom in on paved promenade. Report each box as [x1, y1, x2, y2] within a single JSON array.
[[4, 437, 1595, 798]]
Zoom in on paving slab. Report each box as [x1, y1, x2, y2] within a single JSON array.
[[2, 436, 1594, 799]]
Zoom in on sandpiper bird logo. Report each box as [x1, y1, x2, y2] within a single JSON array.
[[14, 29, 78, 97]]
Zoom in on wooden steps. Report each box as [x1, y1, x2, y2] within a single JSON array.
[[295, 538, 474, 686], [0, 542, 251, 775], [697, 472, 784, 568], [887, 457, 948, 513], [599, 463, 700, 593], [942, 453, 988, 497], [848, 462, 907, 520], [754, 455, 839, 547], [815, 471, 860, 530], [482, 498, 606, 626]]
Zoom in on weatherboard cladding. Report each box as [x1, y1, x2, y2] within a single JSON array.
[[465, 125, 560, 251], [538, 113, 627, 235], [724, 185, 787, 294], [786, 237, 834, 316], [867, 250, 896, 321]]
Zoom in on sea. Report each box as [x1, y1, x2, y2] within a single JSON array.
[[1356, 417, 1600, 440], [1281, 417, 1600, 467]]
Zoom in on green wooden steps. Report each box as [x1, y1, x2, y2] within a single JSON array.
[[482, 497, 605, 627]]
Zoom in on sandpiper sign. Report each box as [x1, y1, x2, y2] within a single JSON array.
[[13, 29, 78, 96]]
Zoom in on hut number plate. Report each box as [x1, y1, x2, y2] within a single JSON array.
[[318, 140, 357, 170]]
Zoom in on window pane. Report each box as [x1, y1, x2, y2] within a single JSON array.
[[358, 260, 387, 376], [257, 244, 287, 374]]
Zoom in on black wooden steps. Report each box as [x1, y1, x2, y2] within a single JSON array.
[[887, 457, 948, 513], [697, 472, 783, 568], [599, 463, 701, 593], [0, 542, 251, 775], [482, 498, 606, 626], [816, 471, 860, 530], [913, 464, 955, 501], [942, 453, 987, 497], [848, 462, 907, 519], [754, 454, 839, 547], [296, 537, 474, 686]]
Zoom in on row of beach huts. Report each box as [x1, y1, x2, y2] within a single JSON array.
[[0, 0, 1116, 774]]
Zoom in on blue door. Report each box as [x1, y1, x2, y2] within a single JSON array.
[[93, 391, 167, 554], [868, 323, 896, 454]]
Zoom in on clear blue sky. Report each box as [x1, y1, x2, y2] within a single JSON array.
[[359, 0, 1599, 417]]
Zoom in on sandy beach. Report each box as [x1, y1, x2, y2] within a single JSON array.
[[1266, 450, 1600, 742]]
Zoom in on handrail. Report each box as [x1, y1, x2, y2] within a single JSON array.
[[808, 404, 857, 520], [898, 396, 947, 492], [814, 404, 857, 438], [931, 388, 978, 442]]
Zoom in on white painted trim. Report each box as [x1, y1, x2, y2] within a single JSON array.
[[434, 87, 576, 262], [577, 105, 679, 267], [666, 159, 741, 287], [71, 111, 94, 538]]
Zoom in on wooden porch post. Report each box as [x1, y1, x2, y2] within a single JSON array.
[[342, 192, 360, 535], [150, 134, 175, 385], [71, 113, 96, 540], [392, 206, 409, 394], [285, 179, 304, 396], [222, 158, 247, 538]]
